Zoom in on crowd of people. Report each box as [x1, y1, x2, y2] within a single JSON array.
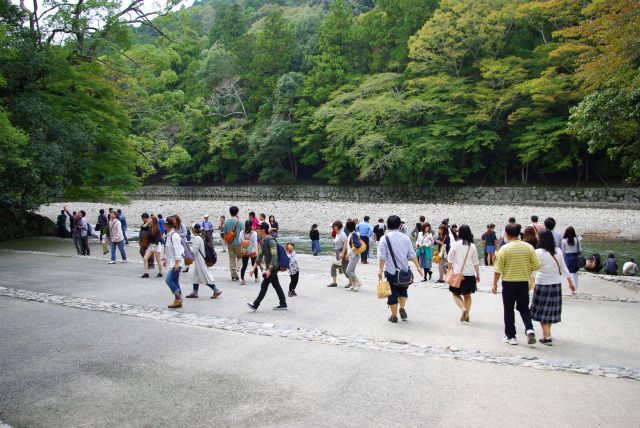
[[56, 204, 639, 346]]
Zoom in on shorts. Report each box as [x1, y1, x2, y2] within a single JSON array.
[[486, 245, 496, 254]]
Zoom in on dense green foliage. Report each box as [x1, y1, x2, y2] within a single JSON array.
[[1, 0, 639, 210]]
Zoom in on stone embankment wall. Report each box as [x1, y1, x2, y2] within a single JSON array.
[[128, 186, 640, 208], [0, 210, 57, 242]]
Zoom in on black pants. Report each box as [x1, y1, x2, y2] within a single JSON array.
[[289, 272, 299, 291], [241, 256, 257, 280], [502, 281, 533, 339], [80, 236, 90, 255], [254, 272, 287, 308], [360, 236, 370, 262]]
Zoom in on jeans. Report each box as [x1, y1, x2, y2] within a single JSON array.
[[502, 281, 533, 339], [385, 272, 408, 306], [122, 227, 129, 244], [253, 271, 287, 308], [80, 236, 90, 255], [360, 236, 370, 262], [110, 240, 127, 261], [165, 268, 182, 297], [311, 240, 321, 255], [346, 254, 359, 282], [241, 256, 257, 280], [73, 236, 82, 254], [289, 272, 299, 291]]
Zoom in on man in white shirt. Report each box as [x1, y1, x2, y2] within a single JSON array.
[[623, 258, 638, 276], [378, 215, 423, 323]]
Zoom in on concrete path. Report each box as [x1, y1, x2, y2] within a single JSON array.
[[1, 238, 639, 427]]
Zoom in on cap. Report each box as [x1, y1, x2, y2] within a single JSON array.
[[257, 221, 270, 231]]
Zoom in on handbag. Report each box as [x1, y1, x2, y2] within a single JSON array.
[[377, 280, 392, 299], [445, 245, 471, 289], [384, 236, 413, 288], [180, 236, 194, 266]]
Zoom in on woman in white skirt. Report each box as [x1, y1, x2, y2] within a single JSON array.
[[531, 230, 575, 345], [185, 224, 222, 299]]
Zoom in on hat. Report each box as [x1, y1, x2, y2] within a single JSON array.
[[401, 218, 406, 223], [203, 214, 209, 218], [257, 221, 270, 231]]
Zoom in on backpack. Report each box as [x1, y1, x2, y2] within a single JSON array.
[[350, 233, 367, 255], [224, 220, 240, 244], [202, 240, 217, 267], [272, 238, 290, 272]]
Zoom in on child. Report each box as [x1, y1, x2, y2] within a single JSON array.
[[310, 224, 321, 256], [286, 243, 300, 297]]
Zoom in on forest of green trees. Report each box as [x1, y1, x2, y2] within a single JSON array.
[[1, 0, 639, 210]]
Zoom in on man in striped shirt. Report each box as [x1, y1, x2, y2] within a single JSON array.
[[492, 223, 541, 345]]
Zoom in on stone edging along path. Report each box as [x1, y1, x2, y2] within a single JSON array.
[[1, 286, 638, 382], [0, 248, 637, 305]]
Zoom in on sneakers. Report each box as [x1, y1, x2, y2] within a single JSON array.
[[156, 273, 163, 278], [212, 291, 222, 299], [344, 284, 352, 289], [240, 280, 247, 285], [185, 293, 198, 298], [503, 336, 518, 345], [120, 260, 127, 263], [526, 329, 536, 345], [399, 308, 407, 321], [108, 260, 116, 264], [388, 315, 398, 323], [288, 290, 297, 297], [351, 284, 361, 292], [168, 299, 182, 309], [231, 277, 239, 281], [247, 303, 257, 311], [428, 272, 433, 280], [273, 305, 288, 311], [327, 283, 338, 288], [140, 273, 149, 278], [539, 337, 553, 346]]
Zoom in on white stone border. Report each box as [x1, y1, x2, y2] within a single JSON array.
[[1, 286, 638, 382]]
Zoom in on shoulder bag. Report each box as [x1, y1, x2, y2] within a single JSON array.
[[384, 236, 413, 288], [444, 244, 471, 289]]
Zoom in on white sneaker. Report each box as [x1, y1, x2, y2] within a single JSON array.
[[526, 329, 536, 345], [108, 261, 116, 264], [503, 336, 518, 345], [352, 285, 361, 292], [120, 260, 127, 263]]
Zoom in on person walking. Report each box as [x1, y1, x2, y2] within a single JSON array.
[[286, 243, 299, 297], [163, 216, 184, 308], [434, 224, 450, 283], [356, 216, 373, 264], [223, 207, 243, 280], [377, 215, 423, 323], [139, 213, 155, 272], [174, 214, 191, 273], [522, 226, 538, 248], [249, 212, 259, 230], [530, 215, 544, 235], [79, 210, 90, 256], [492, 223, 541, 345], [531, 230, 576, 345], [416, 222, 434, 281], [157, 214, 166, 236], [117, 209, 129, 245], [247, 222, 288, 311], [186, 224, 222, 299], [544, 217, 562, 248], [240, 219, 258, 285], [327, 221, 349, 288], [108, 210, 127, 264], [310, 224, 321, 256], [447, 225, 480, 322], [481, 223, 498, 266], [344, 220, 362, 291], [372, 218, 386, 259], [560, 226, 581, 293], [96, 209, 108, 243], [141, 214, 163, 278]]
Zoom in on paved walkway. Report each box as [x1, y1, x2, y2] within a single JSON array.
[[1, 238, 639, 427]]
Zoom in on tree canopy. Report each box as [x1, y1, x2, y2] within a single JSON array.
[[1, 0, 638, 210]]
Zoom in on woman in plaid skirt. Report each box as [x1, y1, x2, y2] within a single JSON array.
[[531, 231, 576, 345]]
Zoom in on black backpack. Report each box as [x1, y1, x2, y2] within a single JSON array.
[[203, 241, 217, 267]]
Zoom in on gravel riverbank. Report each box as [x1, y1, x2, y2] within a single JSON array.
[[38, 199, 640, 240]]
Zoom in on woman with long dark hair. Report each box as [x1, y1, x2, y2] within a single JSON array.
[[240, 219, 258, 284], [446, 225, 480, 322], [163, 216, 184, 308], [530, 230, 575, 345], [561, 226, 581, 293], [434, 224, 450, 283], [141, 215, 163, 278]]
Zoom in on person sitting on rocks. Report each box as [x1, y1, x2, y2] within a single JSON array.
[[623, 258, 638, 276], [584, 253, 602, 273], [603, 253, 618, 275]]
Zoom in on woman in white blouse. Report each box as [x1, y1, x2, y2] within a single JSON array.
[[446, 225, 480, 322], [531, 230, 576, 345]]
